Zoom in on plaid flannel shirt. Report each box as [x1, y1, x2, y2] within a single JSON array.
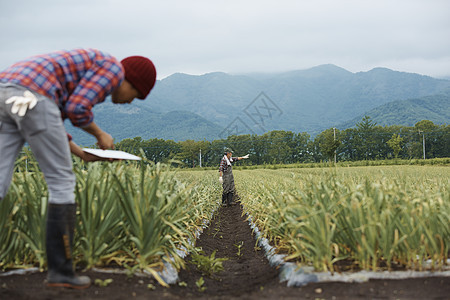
[[0, 48, 124, 127], [219, 156, 238, 173]]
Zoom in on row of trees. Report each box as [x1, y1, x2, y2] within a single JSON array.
[[115, 117, 449, 167]]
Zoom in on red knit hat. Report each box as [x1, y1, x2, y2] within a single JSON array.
[[121, 56, 157, 99]]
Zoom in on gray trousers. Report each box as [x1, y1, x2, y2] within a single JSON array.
[[222, 168, 235, 194], [0, 83, 75, 204]]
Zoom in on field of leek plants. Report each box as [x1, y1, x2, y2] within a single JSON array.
[[0, 158, 220, 285], [235, 166, 449, 272], [1, 160, 448, 280]]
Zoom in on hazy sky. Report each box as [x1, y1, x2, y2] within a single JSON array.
[[1, 0, 449, 79]]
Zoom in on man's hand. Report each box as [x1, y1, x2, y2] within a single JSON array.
[[219, 177, 223, 184], [84, 152, 115, 162], [5, 91, 38, 117], [81, 122, 115, 150], [96, 131, 114, 150], [242, 154, 250, 159], [69, 141, 113, 162], [81, 151, 106, 162]]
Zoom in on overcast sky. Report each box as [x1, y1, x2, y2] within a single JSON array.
[[1, 0, 449, 79]]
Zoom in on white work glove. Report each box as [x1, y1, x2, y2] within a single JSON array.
[[219, 177, 223, 184], [5, 91, 38, 117], [242, 154, 250, 159]]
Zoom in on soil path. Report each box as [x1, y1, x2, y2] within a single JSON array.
[[1, 203, 449, 299], [169, 203, 284, 298]]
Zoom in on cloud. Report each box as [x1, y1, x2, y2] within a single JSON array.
[[1, 0, 449, 78]]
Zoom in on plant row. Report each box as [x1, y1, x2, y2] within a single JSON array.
[[0, 160, 220, 285], [236, 166, 449, 272]]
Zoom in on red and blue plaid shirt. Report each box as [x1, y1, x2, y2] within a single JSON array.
[[219, 156, 238, 173], [0, 48, 124, 127]]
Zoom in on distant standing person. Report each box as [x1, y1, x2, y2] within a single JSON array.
[[0, 48, 157, 289], [219, 148, 249, 206]]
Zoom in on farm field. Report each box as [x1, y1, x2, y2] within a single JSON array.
[[234, 165, 450, 272], [1, 163, 449, 299]]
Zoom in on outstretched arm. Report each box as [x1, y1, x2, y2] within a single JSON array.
[[236, 154, 250, 160]]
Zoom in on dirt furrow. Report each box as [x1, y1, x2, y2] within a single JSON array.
[[170, 203, 283, 298]]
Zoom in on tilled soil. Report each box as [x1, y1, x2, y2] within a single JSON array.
[[1, 203, 449, 300]]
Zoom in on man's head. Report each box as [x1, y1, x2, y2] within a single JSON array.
[[112, 56, 157, 104], [224, 147, 233, 158]]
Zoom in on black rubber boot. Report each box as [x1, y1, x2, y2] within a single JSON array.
[[46, 203, 91, 289], [227, 192, 235, 206], [222, 193, 227, 207]]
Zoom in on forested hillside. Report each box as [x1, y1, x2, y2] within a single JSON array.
[[114, 118, 449, 167], [338, 93, 450, 128]]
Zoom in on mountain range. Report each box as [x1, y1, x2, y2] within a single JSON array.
[[65, 64, 450, 145]]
